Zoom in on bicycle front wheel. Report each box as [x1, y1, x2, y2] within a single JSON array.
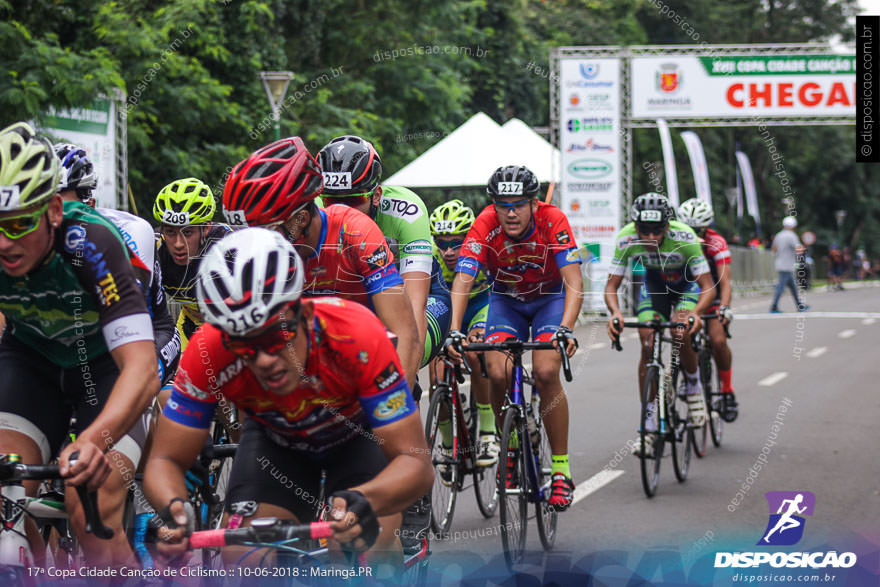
[[709, 366, 724, 447], [640, 366, 663, 498], [425, 387, 458, 535], [691, 355, 710, 458], [670, 375, 692, 483], [534, 401, 557, 550], [498, 408, 528, 567]]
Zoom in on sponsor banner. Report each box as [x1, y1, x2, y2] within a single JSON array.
[[632, 55, 856, 118], [736, 151, 761, 230], [656, 118, 680, 207], [43, 99, 119, 209], [680, 131, 712, 207], [559, 58, 621, 310]]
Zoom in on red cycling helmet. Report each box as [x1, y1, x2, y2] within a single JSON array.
[[222, 137, 323, 227]]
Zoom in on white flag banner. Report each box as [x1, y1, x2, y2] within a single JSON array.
[[735, 151, 760, 228], [680, 131, 711, 208], [656, 119, 679, 207]]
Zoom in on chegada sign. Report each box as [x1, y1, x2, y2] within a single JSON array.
[[632, 55, 855, 118]]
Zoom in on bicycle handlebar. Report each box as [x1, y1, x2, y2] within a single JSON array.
[[189, 518, 333, 549], [463, 340, 573, 383], [610, 316, 692, 352], [0, 452, 114, 540]]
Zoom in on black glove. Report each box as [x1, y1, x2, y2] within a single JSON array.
[[330, 490, 380, 549], [443, 329, 465, 354], [157, 497, 195, 535], [554, 325, 578, 349]]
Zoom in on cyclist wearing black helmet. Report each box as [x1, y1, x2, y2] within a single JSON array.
[[604, 193, 715, 457], [446, 165, 583, 511]]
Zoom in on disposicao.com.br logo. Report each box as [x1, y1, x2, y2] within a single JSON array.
[[714, 491, 858, 570]]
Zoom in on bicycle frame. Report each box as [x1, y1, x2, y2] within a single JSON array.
[[502, 360, 547, 504]]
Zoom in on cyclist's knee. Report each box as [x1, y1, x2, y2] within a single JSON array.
[[533, 364, 560, 390]]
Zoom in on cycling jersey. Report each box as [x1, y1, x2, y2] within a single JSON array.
[[298, 206, 403, 305], [456, 201, 580, 301], [701, 227, 731, 305], [165, 297, 416, 456], [0, 200, 153, 367], [99, 208, 179, 384], [157, 224, 231, 341], [610, 220, 710, 294], [433, 244, 489, 299], [375, 186, 433, 276]]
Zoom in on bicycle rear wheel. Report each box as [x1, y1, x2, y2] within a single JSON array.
[[473, 451, 498, 518], [425, 387, 458, 535], [534, 400, 557, 550], [498, 408, 528, 567], [640, 366, 663, 498]]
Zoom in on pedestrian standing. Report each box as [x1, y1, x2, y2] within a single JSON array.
[[770, 216, 809, 313]]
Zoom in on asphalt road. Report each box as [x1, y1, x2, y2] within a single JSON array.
[[420, 281, 880, 581]]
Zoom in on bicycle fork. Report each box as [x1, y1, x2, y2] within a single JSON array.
[[0, 481, 33, 569]]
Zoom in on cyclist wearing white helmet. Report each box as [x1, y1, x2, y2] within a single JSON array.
[[145, 227, 432, 568], [678, 198, 737, 421]]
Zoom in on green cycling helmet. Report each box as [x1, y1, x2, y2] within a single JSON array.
[[0, 122, 60, 213], [153, 178, 216, 226], [430, 199, 475, 236]]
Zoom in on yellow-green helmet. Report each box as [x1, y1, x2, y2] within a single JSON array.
[[0, 122, 60, 213], [430, 199, 475, 236], [153, 178, 216, 226]]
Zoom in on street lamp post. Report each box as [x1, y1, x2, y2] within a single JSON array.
[[834, 210, 847, 246], [260, 71, 294, 141]]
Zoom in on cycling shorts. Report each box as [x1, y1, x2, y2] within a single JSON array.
[[636, 280, 700, 322], [485, 290, 564, 343], [225, 418, 388, 523], [0, 331, 149, 467], [422, 291, 451, 368]]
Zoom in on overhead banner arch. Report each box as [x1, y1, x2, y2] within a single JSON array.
[[550, 44, 855, 310]]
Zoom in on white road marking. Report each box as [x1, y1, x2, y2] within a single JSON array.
[[863, 318, 876, 325], [838, 329, 856, 339], [758, 372, 789, 387], [735, 312, 880, 320], [572, 469, 625, 506], [588, 342, 606, 351], [805, 347, 827, 358]]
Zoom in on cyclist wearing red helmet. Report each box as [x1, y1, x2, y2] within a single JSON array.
[[221, 137, 420, 387]]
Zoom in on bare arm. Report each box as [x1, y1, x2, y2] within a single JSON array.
[[349, 413, 434, 517], [371, 286, 420, 387], [449, 272, 476, 333], [718, 262, 732, 307], [59, 339, 160, 487], [693, 272, 716, 316], [401, 271, 430, 362], [559, 263, 584, 329], [604, 273, 626, 338]]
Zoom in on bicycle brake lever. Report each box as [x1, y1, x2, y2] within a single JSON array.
[[74, 484, 115, 540]]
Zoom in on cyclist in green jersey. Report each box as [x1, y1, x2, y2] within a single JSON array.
[[604, 193, 715, 456], [429, 199, 498, 468], [317, 136, 447, 382]]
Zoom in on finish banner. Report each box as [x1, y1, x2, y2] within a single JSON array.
[[632, 55, 856, 119]]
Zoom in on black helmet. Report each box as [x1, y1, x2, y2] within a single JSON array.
[[487, 165, 540, 199], [54, 143, 97, 200], [631, 192, 672, 228], [317, 135, 382, 196]]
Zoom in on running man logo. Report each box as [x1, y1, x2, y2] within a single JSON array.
[[759, 491, 816, 546]]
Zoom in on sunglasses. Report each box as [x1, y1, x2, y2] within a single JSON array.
[[325, 192, 373, 208], [159, 226, 198, 239], [435, 238, 464, 251], [493, 199, 531, 214], [221, 319, 298, 360], [0, 204, 49, 240], [636, 223, 667, 237]]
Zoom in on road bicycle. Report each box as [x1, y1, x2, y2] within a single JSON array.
[[462, 339, 573, 568], [0, 452, 112, 586], [612, 317, 694, 498], [687, 313, 732, 456], [424, 348, 499, 535]]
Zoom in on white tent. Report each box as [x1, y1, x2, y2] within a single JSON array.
[[385, 112, 560, 188]]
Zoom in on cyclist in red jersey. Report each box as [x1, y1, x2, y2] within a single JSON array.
[[221, 137, 421, 388], [678, 199, 737, 421], [445, 165, 582, 511], [144, 228, 432, 567]]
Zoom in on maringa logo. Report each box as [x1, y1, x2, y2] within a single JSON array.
[[567, 159, 612, 179], [760, 491, 815, 546]]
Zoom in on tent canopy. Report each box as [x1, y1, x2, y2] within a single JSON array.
[[385, 112, 560, 188]]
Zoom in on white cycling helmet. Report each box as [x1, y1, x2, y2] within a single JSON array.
[[196, 227, 304, 335], [677, 198, 714, 229]]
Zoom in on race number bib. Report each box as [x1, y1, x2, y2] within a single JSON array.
[[497, 182, 523, 195], [638, 209, 663, 223], [432, 220, 456, 233], [223, 209, 248, 226], [322, 172, 351, 190], [0, 185, 22, 211], [162, 209, 191, 226]]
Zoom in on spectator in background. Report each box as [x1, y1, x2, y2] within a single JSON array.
[[770, 216, 808, 313], [827, 245, 845, 291]]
